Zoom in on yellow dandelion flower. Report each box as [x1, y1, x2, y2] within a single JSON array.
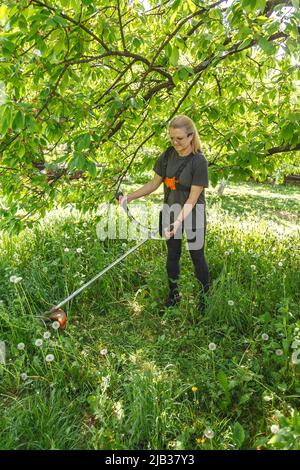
[[192, 386, 198, 392], [196, 437, 206, 444]]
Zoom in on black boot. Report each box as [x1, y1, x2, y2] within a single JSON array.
[[165, 279, 180, 308]]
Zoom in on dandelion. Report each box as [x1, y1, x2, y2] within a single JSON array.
[[278, 261, 283, 267], [100, 348, 108, 356], [224, 251, 230, 256], [45, 354, 54, 363], [34, 339, 43, 347], [229, 248, 234, 254], [228, 300, 234, 306], [76, 248, 83, 254], [291, 350, 300, 365], [20, 372, 28, 381], [43, 331, 51, 340], [10, 275, 23, 284], [204, 429, 215, 439], [261, 333, 269, 341], [251, 265, 256, 270], [291, 339, 300, 349], [192, 386, 198, 392], [209, 342, 217, 351], [64, 247, 70, 253], [196, 437, 206, 444], [275, 349, 283, 356], [51, 321, 60, 330], [17, 343, 25, 351], [270, 425, 279, 434]]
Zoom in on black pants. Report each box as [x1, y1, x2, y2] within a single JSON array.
[[166, 226, 210, 295]]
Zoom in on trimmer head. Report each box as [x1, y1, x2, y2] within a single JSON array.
[[49, 307, 67, 330]]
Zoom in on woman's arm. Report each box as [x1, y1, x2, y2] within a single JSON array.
[[118, 174, 163, 204]]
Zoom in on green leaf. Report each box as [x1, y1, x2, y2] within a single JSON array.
[[12, 110, 25, 130], [169, 46, 179, 66], [258, 37, 276, 55], [232, 422, 246, 448], [75, 133, 91, 150], [0, 105, 13, 136]]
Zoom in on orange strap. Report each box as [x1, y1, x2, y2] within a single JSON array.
[[164, 176, 179, 190]]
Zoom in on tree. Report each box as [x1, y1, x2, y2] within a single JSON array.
[[0, 0, 299, 233]]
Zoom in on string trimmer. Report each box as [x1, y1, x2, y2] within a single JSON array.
[[44, 191, 164, 330]]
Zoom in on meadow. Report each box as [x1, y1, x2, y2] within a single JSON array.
[[0, 181, 299, 450]]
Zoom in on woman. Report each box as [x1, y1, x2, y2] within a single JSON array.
[[118, 115, 210, 313]]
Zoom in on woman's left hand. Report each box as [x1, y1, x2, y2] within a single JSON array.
[[164, 220, 182, 239]]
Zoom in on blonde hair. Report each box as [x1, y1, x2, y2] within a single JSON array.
[[168, 115, 202, 154]]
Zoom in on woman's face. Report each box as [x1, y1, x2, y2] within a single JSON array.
[[168, 127, 193, 152]]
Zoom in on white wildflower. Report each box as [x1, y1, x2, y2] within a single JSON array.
[[209, 342, 217, 351], [204, 429, 215, 439], [17, 342, 25, 351], [10, 275, 23, 284], [275, 349, 283, 356], [270, 425, 279, 434], [64, 247, 70, 252], [261, 333, 269, 341], [51, 321, 60, 330], [278, 261, 283, 267], [291, 350, 300, 365], [250, 265, 256, 270], [45, 354, 54, 363], [34, 339, 43, 347], [43, 331, 51, 340], [20, 372, 28, 381], [76, 248, 83, 254], [100, 348, 108, 356], [228, 300, 234, 306]]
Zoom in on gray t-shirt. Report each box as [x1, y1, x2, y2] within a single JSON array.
[[153, 146, 209, 206]]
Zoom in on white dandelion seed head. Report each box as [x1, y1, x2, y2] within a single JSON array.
[[278, 261, 283, 267], [64, 247, 70, 252], [43, 331, 51, 339], [100, 348, 108, 356], [224, 251, 230, 256], [228, 300, 234, 306], [291, 339, 300, 349], [51, 321, 60, 330], [229, 248, 234, 254], [275, 349, 283, 356], [209, 342, 217, 351], [76, 248, 83, 254], [17, 342, 25, 351], [270, 425, 279, 434], [251, 265, 256, 270], [291, 350, 300, 365], [45, 354, 54, 363], [34, 339, 43, 347], [10, 275, 23, 284], [204, 428, 215, 439], [262, 333, 269, 341], [20, 372, 28, 381]]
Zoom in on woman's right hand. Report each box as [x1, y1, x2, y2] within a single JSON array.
[[117, 194, 128, 206]]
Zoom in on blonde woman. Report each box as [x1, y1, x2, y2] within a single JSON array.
[[118, 115, 210, 313]]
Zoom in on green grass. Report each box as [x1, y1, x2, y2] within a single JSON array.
[[0, 181, 299, 450]]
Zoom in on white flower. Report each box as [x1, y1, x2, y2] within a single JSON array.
[[250, 265, 256, 270], [34, 339, 43, 347], [209, 342, 217, 351], [228, 300, 234, 306], [10, 275, 23, 284], [261, 333, 269, 341], [20, 372, 28, 381], [291, 339, 300, 349], [64, 247, 70, 252], [51, 321, 60, 330], [17, 342, 25, 351], [291, 350, 300, 365], [278, 261, 283, 267], [224, 251, 230, 256], [229, 248, 234, 254], [270, 424, 279, 434], [43, 331, 51, 339], [76, 248, 83, 254], [45, 354, 54, 363], [275, 349, 283, 356], [100, 348, 108, 356], [204, 428, 215, 439]]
